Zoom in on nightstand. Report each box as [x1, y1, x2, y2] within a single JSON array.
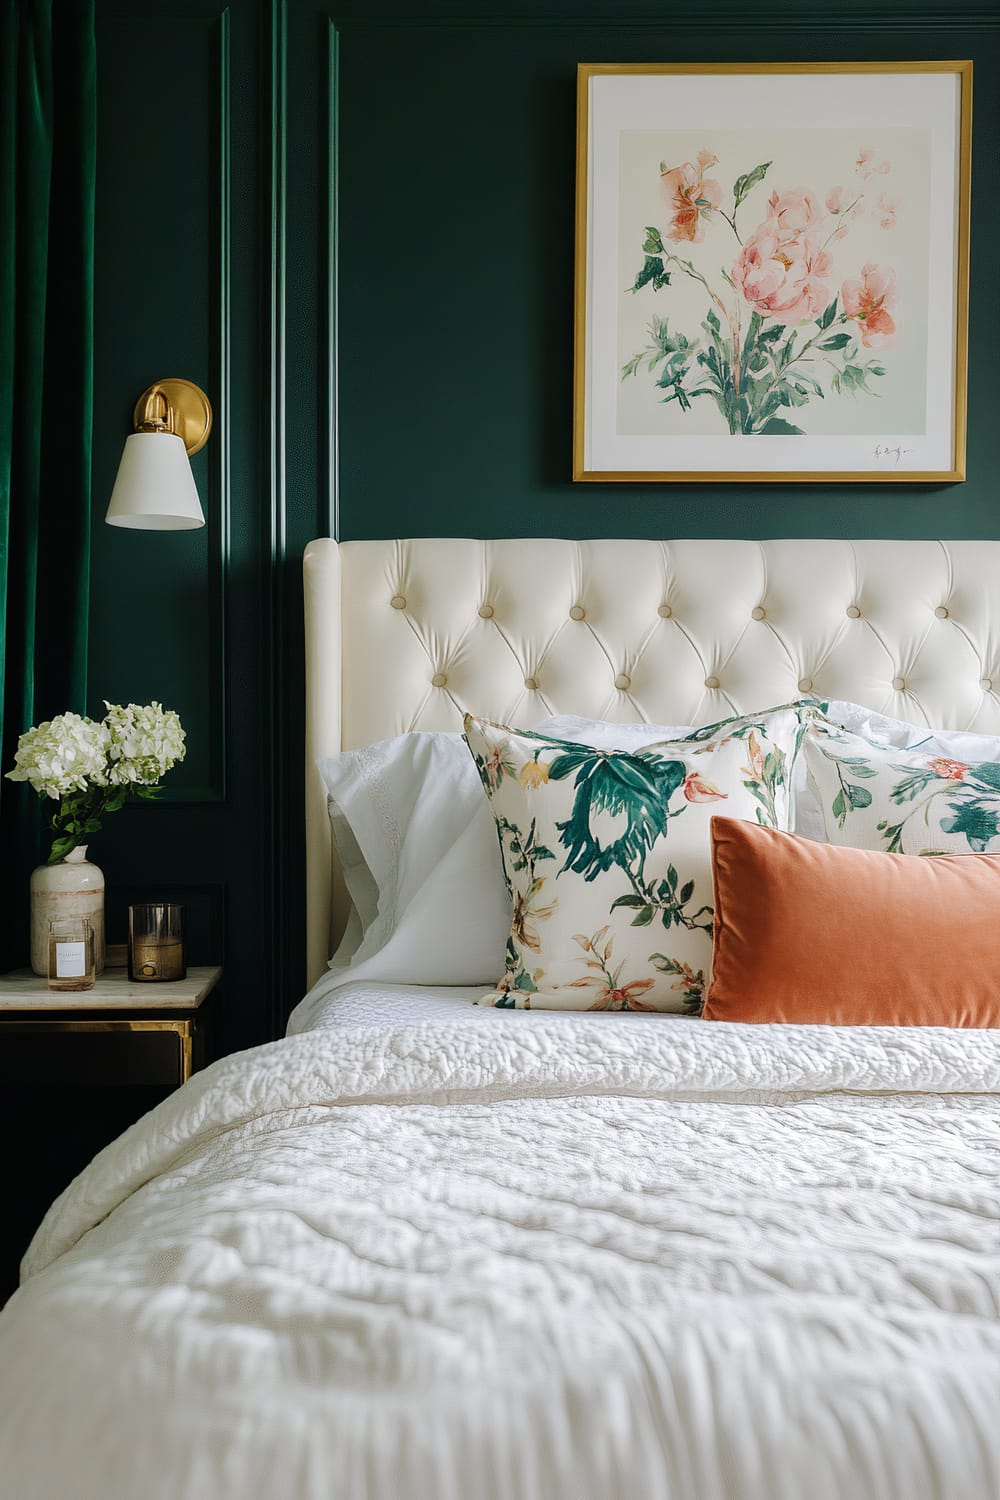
[[0, 965, 222, 1088], [0, 965, 222, 1304]]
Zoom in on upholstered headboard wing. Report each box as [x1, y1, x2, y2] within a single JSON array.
[[303, 537, 999, 985]]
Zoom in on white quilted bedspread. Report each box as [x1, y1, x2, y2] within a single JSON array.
[[1, 1009, 998, 1500]]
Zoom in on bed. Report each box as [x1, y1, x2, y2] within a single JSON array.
[[0, 537, 998, 1500]]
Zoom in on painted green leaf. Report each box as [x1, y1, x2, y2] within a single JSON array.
[[819, 333, 852, 351], [970, 762, 1000, 792], [611, 894, 646, 910], [741, 310, 763, 363], [760, 418, 804, 435], [680, 879, 694, 904], [831, 788, 846, 825], [845, 783, 872, 810], [818, 298, 838, 330], [631, 256, 670, 294], [551, 746, 686, 881], [643, 226, 665, 254], [631, 906, 655, 927], [733, 160, 772, 208], [940, 798, 1000, 853], [889, 767, 936, 803]]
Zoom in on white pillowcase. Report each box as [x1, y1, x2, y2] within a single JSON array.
[[318, 732, 508, 979]]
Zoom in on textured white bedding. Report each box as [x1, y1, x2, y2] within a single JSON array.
[[1, 997, 998, 1500], [288, 975, 497, 1030]]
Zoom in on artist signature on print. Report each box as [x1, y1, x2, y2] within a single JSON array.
[[873, 443, 915, 465]]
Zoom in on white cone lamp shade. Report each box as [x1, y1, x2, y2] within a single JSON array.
[[105, 431, 205, 530]]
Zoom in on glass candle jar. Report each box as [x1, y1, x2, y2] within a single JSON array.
[[48, 917, 97, 992], [128, 903, 186, 982]]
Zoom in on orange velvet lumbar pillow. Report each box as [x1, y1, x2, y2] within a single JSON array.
[[703, 816, 1000, 1027]]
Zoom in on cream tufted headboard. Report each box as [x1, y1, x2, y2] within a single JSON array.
[[303, 537, 999, 985]]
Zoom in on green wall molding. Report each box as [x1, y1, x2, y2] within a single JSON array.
[[324, 0, 1000, 28]]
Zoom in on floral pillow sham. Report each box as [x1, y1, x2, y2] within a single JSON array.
[[804, 713, 1000, 855], [463, 703, 809, 1013]]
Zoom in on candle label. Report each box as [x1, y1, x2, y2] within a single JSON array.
[[55, 941, 87, 978]]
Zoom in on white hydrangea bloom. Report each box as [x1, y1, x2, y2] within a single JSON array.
[[102, 701, 186, 786], [5, 713, 108, 799]]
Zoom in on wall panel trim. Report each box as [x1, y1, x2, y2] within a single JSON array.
[[159, 5, 232, 807], [327, 3, 1000, 30], [266, 0, 290, 1033], [327, 20, 340, 542]]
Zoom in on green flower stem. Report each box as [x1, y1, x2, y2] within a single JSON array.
[[662, 251, 745, 398], [884, 784, 954, 840], [719, 209, 743, 246], [625, 866, 713, 933], [821, 194, 863, 250], [664, 253, 730, 323], [750, 313, 851, 430]]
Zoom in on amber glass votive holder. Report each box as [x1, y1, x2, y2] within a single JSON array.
[[128, 903, 186, 982]]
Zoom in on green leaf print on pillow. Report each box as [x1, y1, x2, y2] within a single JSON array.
[[804, 716, 1000, 856], [465, 704, 807, 1012]]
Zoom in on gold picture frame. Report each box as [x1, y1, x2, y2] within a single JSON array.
[[573, 61, 972, 483]]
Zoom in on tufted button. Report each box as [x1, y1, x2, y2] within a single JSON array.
[[934, 605, 949, 619], [892, 676, 906, 692], [614, 673, 631, 691], [431, 672, 447, 688], [798, 677, 813, 693], [390, 594, 406, 610], [569, 605, 586, 621], [846, 604, 862, 619], [981, 677, 993, 692], [478, 603, 494, 619], [524, 676, 538, 691], [751, 606, 766, 621], [705, 676, 720, 690], [658, 604, 672, 619]]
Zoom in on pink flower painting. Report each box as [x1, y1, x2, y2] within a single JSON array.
[[623, 143, 902, 435], [841, 263, 897, 348], [659, 149, 723, 243], [734, 227, 833, 322]]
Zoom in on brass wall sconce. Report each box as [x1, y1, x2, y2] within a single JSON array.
[[105, 378, 213, 531]]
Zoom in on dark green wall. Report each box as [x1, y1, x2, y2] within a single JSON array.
[[89, 0, 1000, 1050]]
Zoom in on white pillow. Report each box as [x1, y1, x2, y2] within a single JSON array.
[[318, 733, 502, 972], [317, 717, 676, 976]]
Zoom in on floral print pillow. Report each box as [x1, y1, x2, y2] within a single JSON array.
[[463, 704, 809, 1013], [804, 713, 1000, 855]]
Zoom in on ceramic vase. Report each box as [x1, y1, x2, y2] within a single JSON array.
[[30, 846, 105, 978]]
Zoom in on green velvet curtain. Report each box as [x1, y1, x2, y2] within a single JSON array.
[[0, 0, 96, 966]]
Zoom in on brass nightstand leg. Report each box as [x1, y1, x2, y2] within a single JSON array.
[[178, 1021, 194, 1083]]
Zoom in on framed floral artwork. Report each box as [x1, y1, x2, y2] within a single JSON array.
[[573, 62, 972, 483]]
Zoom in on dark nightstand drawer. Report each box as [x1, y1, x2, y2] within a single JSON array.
[[0, 1023, 202, 1087]]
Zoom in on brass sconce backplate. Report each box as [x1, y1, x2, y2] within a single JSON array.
[[133, 378, 213, 456]]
